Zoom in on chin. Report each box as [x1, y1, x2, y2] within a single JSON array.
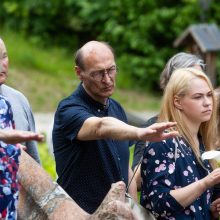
[[106, 90, 114, 97], [0, 78, 6, 84], [201, 117, 211, 123]]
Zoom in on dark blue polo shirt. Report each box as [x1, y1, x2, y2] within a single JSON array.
[[52, 83, 131, 214]]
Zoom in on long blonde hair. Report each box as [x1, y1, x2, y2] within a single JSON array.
[[215, 87, 220, 148], [158, 68, 218, 166]]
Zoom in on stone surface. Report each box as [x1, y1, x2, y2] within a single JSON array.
[[17, 151, 136, 220]]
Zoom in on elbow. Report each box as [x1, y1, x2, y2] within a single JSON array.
[[94, 118, 107, 139]]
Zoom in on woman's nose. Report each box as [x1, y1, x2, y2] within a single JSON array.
[[204, 96, 212, 106]]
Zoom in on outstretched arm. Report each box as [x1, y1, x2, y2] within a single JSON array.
[[0, 129, 44, 144], [77, 116, 178, 142]]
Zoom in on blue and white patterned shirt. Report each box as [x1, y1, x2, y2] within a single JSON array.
[[141, 137, 212, 220], [0, 95, 20, 220]]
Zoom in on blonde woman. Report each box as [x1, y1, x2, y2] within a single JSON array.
[[141, 68, 220, 219], [214, 87, 220, 148]]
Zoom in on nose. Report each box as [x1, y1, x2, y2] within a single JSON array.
[[0, 57, 8, 70], [101, 70, 111, 83], [203, 96, 212, 106]]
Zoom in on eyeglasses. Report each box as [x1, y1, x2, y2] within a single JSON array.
[[89, 66, 117, 82]]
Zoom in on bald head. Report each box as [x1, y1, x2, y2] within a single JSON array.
[[75, 41, 114, 71]]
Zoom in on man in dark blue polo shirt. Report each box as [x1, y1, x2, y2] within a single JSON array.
[[52, 41, 178, 214]]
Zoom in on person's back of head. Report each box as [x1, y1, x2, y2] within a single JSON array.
[[160, 52, 205, 90]]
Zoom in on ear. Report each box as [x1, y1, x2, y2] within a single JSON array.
[[174, 96, 183, 110], [75, 66, 83, 81]]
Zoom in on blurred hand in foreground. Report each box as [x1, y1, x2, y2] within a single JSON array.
[[0, 129, 44, 144]]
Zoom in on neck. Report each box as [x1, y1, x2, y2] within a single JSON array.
[[82, 83, 107, 105], [182, 115, 200, 141]]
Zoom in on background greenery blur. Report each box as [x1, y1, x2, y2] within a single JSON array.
[[1, 0, 220, 178]]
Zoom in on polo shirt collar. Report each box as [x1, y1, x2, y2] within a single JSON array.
[[77, 83, 109, 111]]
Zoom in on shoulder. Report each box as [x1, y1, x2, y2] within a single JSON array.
[[1, 85, 29, 103], [55, 92, 91, 123], [2, 84, 23, 96], [57, 92, 85, 111]]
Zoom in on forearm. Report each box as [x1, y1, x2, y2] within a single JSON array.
[[77, 116, 178, 142], [77, 116, 139, 141], [128, 166, 138, 201], [133, 166, 141, 191], [170, 179, 207, 208], [98, 117, 139, 140]]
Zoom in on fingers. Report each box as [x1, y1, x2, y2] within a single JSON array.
[[161, 131, 179, 139], [210, 199, 220, 218], [28, 132, 44, 142], [150, 122, 177, 131], [14, 131, 44, 143], [212, 198, 220, 207], [16, 143, 27, 151]]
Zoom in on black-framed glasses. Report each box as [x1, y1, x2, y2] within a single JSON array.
[[89, 66, 117, 82]]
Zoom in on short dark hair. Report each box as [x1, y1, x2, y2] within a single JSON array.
[[75, 48, 85, 70]]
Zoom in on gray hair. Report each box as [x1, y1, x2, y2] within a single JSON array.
[[160, 52, 205, 90]]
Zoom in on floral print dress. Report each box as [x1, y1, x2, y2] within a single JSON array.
[[141, 137, 212, 220], [0, 95, 20, 220]]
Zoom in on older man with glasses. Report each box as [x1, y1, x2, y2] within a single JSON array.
[[52, 41, 178, 214]]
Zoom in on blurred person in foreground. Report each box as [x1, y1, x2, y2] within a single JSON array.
[[0, 37, 40, 164], [141, 68, 220, 219], [52, 40, 178, 214], [0, 93, 43, 219], [132, 52, 206, 190]]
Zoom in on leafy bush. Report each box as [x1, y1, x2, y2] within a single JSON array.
[[38, 142, 56, 180], [0, 0, 219, 89]]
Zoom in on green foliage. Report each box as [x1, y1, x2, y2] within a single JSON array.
[[129, 144, 134, 166], [0, 0, 220, 90], [38, 142, 57, 180], [1, 30, 80, 112], [1, 29, 161, 112]]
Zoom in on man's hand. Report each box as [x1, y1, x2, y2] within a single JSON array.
[[0, 129, 44, 144], [138, 122, 179, 142]]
